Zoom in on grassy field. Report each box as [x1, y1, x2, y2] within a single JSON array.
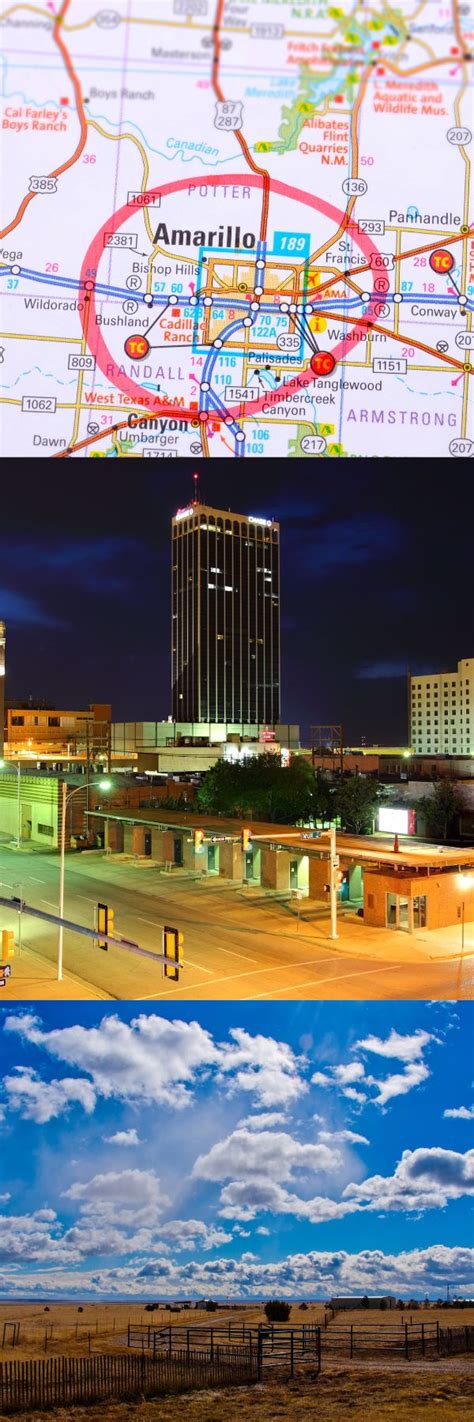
[[1, 1302, 472, 1363], [0, 1363, 472, 1422], [0, 1302, 327, 1362]]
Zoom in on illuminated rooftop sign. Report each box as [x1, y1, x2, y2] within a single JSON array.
[[248, 515, 273, 527], [175, 507, 194, 521]]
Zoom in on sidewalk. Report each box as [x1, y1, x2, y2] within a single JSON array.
[[0, 947, 112, 1000]]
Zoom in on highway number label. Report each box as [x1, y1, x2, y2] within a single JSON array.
[[95, 10, 122, 26], [21, 396, 57, 412], [447, 127, 472, 145], [124, 335, 150, 358], [358, 219, 385, 234], [214, 102, 243, 130], [68, 354, 96, 370], [449, 438, 473, 457], [455, 332, 474, 349], [277, 334, 301, 350], [372, 358, 407, 373], [369, 252, 394, 270], [310, 352, 336, 376], [342, 178, 367, 196], [250, 23, 284, 36], [300, 435, 327, 454], [28, 176, 58, 193], [174, 0, 208, 10], [105, 232, 138, 249], [429, 249, 455, 273], [224, 386, 258, 402], [127, 191, 161, 209]]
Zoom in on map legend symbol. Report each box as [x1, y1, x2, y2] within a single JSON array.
[[310, 352, 336, 376], [429, 250, 455, 273], [124, 335, 150, 359]]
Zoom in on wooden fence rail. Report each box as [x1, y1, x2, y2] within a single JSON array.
[[0, 1346, 259, 1414]]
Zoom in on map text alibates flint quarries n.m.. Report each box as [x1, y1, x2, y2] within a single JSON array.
[[0, 0, 472, 459]]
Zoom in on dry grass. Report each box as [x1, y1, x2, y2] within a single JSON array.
[[329, 1307, 474, 1327], [1, 1302, 472, 1364], [0, 1362, 472, 1422], [0, 1302, 325, 1363]]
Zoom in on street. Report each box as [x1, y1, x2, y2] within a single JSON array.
[[0, 844, 472, 1002]]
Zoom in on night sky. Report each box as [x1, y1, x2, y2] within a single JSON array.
[[1, 457, 470, 746]]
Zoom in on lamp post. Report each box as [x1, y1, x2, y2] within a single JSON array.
[[0, 759, 21, 847], [329, 825, 338, 940], [57, 776, 111, 981], [458, 874, 473, 958]]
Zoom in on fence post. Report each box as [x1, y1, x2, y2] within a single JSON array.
[[405, 1324, 409, 1361], [421, 1323, 425, 1357], [317, 1326, 321, 1374], [290, 1331, 294, 1379], [210, 1329, 214, 1361], [168, 1326, 172, 1359], [257, 1330, 263, 1381]]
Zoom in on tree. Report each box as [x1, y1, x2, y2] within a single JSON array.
[[419, 777, 461, 841], [264, 1300, 292, 1322], [333, 776, 380, 834], [197, 752, 316, 824]]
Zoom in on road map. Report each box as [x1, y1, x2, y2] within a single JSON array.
[[0, 0, 472, 459]]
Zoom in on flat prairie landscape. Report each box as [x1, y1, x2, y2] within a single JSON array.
[[0, 1302, 327, 1361], [1, 1302, 472, 1421], [1, 1302, 472, 1362]]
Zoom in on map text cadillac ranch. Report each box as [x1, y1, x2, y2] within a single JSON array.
[[0, 0, 472, 458]]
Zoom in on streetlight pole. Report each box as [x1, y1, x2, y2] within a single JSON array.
[[57, 776, 112, 981], [461, 900, 465, 955], [16, 763, 21, 850], [329, 825, 338, 940]]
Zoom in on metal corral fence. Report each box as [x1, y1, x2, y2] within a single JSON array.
[[0, 1345, 259, 1414], [128, 1320, 474, 1375]]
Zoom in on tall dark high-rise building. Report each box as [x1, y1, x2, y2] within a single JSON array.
[[171, 502, 280, 725]]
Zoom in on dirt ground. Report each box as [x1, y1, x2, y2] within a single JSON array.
[[0, 1361, 472, 1422]]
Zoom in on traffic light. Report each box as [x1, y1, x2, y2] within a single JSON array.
[[96, 902, 114, 951], [193, 828, 204, 852], [241, 828, 252, 852], [163, 925, 184, 981], [2, 929, 14, 959]]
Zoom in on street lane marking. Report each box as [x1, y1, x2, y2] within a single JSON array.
[[137, 955, 338, 999], [28, 877, 46, 884], [208, 944, 259, 964], [183, 959, 214, 975], [246, 962, 405, 998], [41, 900, 58, 909]]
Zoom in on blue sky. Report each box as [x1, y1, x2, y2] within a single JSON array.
[[0, 1001, 472, 1301]]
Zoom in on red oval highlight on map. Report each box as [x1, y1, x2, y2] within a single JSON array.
[[80, 173, 384, 425], [124, 334, 150, 359], [429, 249, 455, 274], [310, 352, 336, 376]]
